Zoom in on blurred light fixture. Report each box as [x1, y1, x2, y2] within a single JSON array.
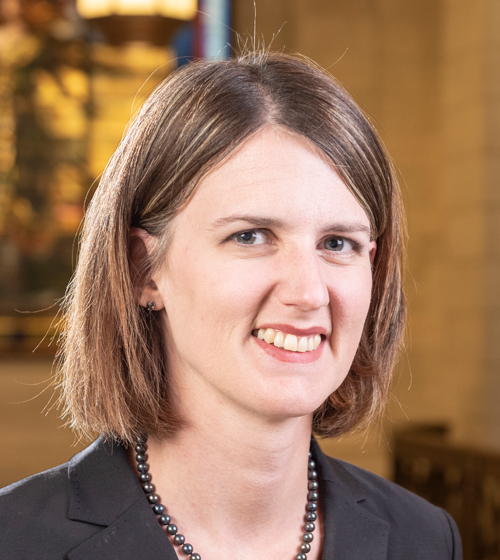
[[76, 0, 197, 45], [76, 0, 197, 20]]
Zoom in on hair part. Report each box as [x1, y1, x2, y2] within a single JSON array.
[[55, 50, 406, 445]]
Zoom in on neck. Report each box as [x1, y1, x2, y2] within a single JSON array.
[[143, 413, 319, 559], [148, 412, 314, 515]]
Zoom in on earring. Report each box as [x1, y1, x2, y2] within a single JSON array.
[[146, 301, 155, 311]]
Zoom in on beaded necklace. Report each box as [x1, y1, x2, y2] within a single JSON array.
[[134, 437, 319, 560]]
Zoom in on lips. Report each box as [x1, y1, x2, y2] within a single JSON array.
[[251, 326, 325, 364], [252, 328, 322, 353]]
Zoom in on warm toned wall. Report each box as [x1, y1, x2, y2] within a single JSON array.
[[234, 0, 500, 450], [482, 0, 500, 446], [2, 0, 500, 488], [0, 359, 85, 487]]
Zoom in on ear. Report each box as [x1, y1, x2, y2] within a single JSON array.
[[369, 240, 377, 266], [129, 227, 165, 311]]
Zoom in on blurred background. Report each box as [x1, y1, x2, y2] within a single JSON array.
[[1, 0, 499, 557]]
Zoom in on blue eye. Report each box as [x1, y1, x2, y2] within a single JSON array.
[[236, 231, 257, 244], [223, 228, 269, 247], [226, 229, 269, 245], [324, 237, 357, 252], [325, 238, 345, 251]]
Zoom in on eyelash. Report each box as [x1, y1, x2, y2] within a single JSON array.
[[226, 229, 362, 254]]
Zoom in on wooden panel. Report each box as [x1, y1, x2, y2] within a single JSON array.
[[394, 425, 500, 560]]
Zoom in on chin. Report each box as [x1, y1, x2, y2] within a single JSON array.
[[251, 391, 332, 422]]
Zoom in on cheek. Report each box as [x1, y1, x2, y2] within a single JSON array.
[[163, 247, 269, 339], [329, 269, 373, 336]]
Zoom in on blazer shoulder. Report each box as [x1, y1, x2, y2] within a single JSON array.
[[327, 457, 426, 505], [0, 460, 70, 510], [324, 456, 462, 559], [0, 453, 101, 560]]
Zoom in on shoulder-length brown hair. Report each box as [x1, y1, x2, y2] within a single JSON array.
[[56, 51, 405, 445]]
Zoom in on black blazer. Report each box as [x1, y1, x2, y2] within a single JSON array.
[[0, 437, 461, 559]]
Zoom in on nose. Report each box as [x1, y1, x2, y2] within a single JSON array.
[[273, 246, 330, 311]]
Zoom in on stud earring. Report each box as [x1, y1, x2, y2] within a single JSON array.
[[146, 301, 155, 311]]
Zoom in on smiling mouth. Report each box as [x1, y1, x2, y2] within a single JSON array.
[[252, 328, 322, 353]]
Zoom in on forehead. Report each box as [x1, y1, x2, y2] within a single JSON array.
[[176, 126, 371, 232]]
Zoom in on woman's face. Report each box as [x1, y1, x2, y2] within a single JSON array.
[[147, 127, 376, 424]]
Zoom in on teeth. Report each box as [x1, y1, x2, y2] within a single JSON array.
[[313, 334, 321, 350], [297, 337, 308, 352], [284, 334, 298, 351], [264, 328, 276, 343], [273, 331, 285, 348], [254, 329, 322, 353]]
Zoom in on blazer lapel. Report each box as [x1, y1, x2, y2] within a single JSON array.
[[65, 437, 178, 560], [67, 500, 177, 560], [314, 441, 390, 560], [321, 480, 390, 560], [65, 437, 389, 560]]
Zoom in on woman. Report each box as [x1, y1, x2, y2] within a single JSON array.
[[0, 51, 461, 560]]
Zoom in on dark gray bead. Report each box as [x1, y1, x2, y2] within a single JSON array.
[[308, 460, 316, 470], [147, 493, 159, 504], [137, 462, 149, 472], [300, 543, 311, 553], [308, 481, 318, 491], [182, 544, 194, 555], [296, 555, 306, 560], [306, 501, 318, 511], [304, 522, 315, 532], [159, 514, 171, 525], [139, 472, 151, 482], [307, 491, 318, 501], [303, 532, 314, 543], [166, 524, 178, 535], [153, 504, 164, 515], [136, 453, 148, 463], [305, 512, 317, 522], [142, 482, 154, 493], [174, 534, 185, 545], [190, 555, 201, 560], [308, 452, 312, 459], [307, 470, 318, 480], [135, 444, 146, 453]]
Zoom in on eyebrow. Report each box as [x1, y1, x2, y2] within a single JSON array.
[[210, 214, 372, 235]]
